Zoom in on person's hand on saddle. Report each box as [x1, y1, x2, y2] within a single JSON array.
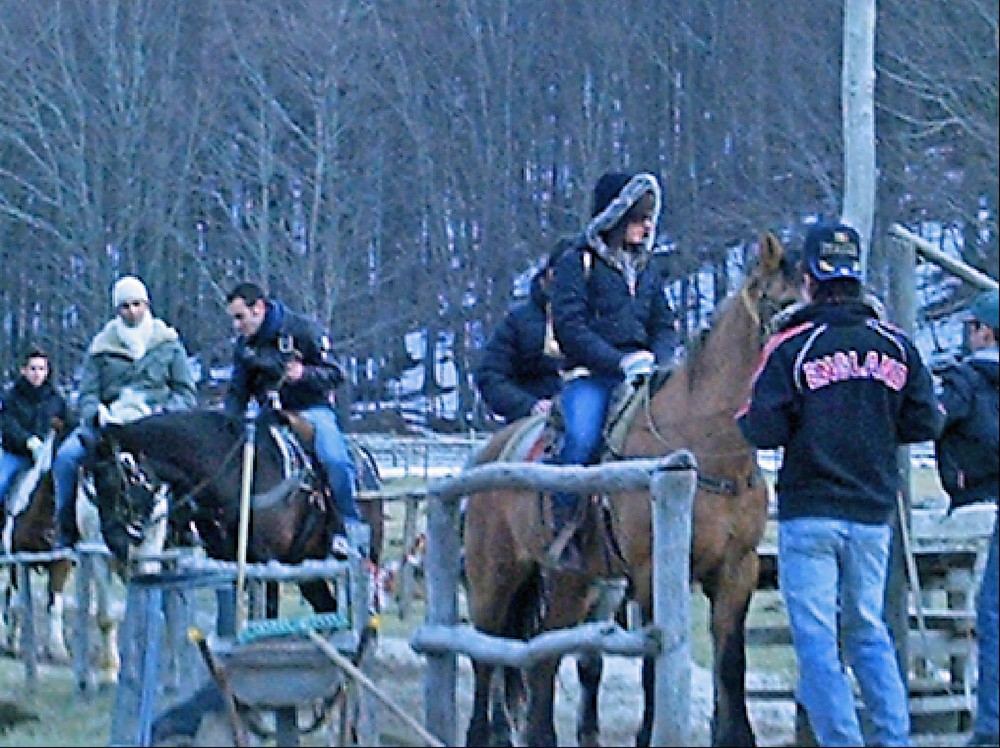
[[26, 435, 45, 463], [531, 398, 553, 416], [620, 349, 656, 384]]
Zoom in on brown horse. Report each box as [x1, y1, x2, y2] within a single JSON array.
[[463, 232, 803, 747], [1, 431, 123, 686]]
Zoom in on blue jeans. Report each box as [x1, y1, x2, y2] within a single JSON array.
[[552, 374, 619, 514], [299, 406, 360, 524], [779, 517, 910, 747], [52, 425, 95, 544], [974, 510, 999, 739], [0, 451, 32, 512]]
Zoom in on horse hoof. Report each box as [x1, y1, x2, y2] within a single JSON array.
[[44, 647, 71, 664]]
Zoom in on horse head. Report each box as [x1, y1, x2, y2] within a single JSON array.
[[742, 230, 805, 339], [89, 425, 170, 568]]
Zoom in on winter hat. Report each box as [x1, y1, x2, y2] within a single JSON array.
[[112, 276, 150, 308], [592, 172, 633, 217], [967, 289, 999, 329], [803, 223, 862, 282], [585, 172, 662, 254]]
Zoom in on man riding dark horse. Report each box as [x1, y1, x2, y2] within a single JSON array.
[[223, 281, 367, 557]]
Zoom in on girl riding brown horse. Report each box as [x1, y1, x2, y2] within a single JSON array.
[[463, 231, 803, 747]]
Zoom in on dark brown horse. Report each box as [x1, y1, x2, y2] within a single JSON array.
[[89, 408, 384, 614], [87, 408, 386, 745], [463, 232, 803, 747]]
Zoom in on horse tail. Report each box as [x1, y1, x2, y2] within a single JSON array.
[[504, 566, 546, 642]]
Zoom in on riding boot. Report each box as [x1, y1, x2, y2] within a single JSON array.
[[54, 502, 78, 550], [548, 494, 583, 571]]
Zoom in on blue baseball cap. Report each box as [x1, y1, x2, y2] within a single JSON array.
[[803, 223, 862, 281], [967, 289, 999, 328]]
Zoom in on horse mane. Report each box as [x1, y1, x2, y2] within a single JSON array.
[[676, 291, 743, 392]]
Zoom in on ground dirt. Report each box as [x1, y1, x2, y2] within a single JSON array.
[[370, 635, 797, 748]]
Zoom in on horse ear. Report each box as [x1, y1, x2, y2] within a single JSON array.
[[758, 231, 785, 272]]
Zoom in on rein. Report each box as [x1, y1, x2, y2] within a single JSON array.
[[170, 436, 247, 517], [624, 388, 759, 495], [613, 283, 790, 495]]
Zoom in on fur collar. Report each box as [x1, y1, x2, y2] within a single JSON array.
[[88, 315, 179, 359]]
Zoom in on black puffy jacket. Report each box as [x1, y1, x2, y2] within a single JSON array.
[[474, 271, 564, 422], [0, 377, 69, 457], [550, 237, 678, 377], [934, 351, 999, 511]]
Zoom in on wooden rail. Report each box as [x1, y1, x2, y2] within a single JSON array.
[[412, 451, 699, 747]]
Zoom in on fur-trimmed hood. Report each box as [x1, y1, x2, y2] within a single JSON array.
[[584, 172, 662, 273]]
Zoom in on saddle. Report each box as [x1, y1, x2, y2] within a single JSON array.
[[498, 370, 672, 571], [259, 421, 340, 545], [266, 414, 373, 556]]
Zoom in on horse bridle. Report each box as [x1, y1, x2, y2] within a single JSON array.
[[623, 276, 800, 488], [739, 284, 798, 343], [101, 450, 170, 544]]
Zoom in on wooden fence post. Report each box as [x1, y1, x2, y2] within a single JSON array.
[[422, 491, 462, 746], [650, 461, 697, 745]]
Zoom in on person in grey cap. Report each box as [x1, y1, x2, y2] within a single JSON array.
[[52, 275, 198, 548], [546, 171, 679, 568], [934, 287, 999, 747], [737, 221, 943, 746]]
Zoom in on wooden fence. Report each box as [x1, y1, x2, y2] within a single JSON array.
[[0, 542, 115, 693], [407, 450, 698, 746]]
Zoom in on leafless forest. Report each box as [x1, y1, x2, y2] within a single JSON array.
[[0, 0, 996, 429]]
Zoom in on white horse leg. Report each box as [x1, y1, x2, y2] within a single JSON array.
[[44, 590, 71, 662], [92, 556, 121, 687]]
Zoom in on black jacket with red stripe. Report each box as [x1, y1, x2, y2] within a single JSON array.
[[737, 298, 943, 524]]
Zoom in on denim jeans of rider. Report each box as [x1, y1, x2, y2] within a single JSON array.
[[0, 451, 32, 512], [973, 510, 999, 741], [779, 517, 910, 747], [299, 405, 360, 523], [52, 425, 96, 544], [551, 374, 618, 513]]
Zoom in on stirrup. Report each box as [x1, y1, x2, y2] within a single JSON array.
[[544, 509, 585, 571], [331, 535, 351, 559]]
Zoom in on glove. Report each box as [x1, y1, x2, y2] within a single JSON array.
[[252, 350, 287, 382], [531, 398, 553, 416], [620, 350, 656, 383], [26, 435, 44, 462]]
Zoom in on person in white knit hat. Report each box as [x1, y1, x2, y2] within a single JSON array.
[[52, 275, 198, 548]]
